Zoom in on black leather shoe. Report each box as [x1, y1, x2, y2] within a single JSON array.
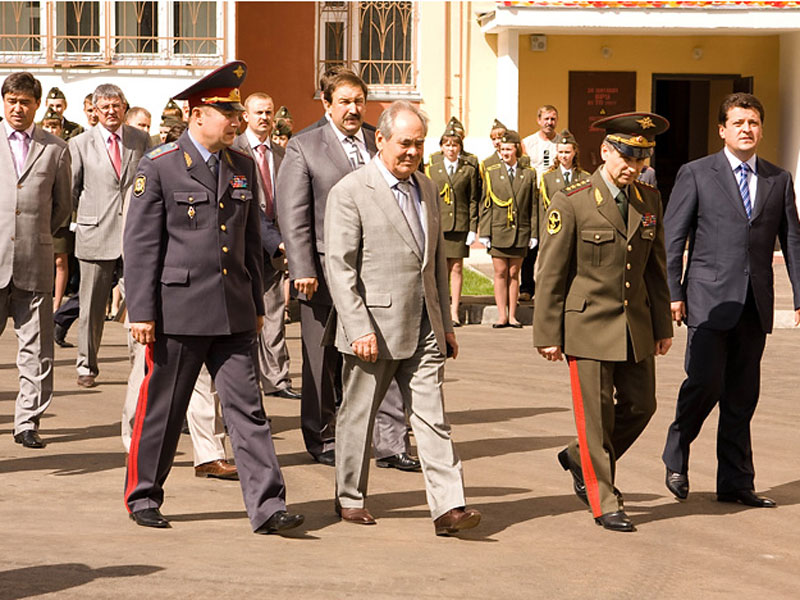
[[54, 323, 73, 348], [666, 468, 689, 499], [595, 510, 635, 532], [376, 452, 421, 472], [557, 448, 588, 505], [255, 510, 305, 534], [717, 489, 776, 508], [268, 388, 301, 400], [312, 449, 335, 466], [14, 430, 46, 448], [492, 322, 508, 329], [130, 508, 170, 528]]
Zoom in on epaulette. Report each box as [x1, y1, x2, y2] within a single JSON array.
[[461, 154, 479, 167], [227, 146, 253, 160], [634, 178, 656, 191], [544, 163, 560, 174], [146, 142, 179, 160], [485, 163, 502, 171], [565, 179, 592, 196]]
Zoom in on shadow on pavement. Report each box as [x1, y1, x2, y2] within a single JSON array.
[[0, 451, 126, 475], [0, 563, 163, 600], [447, 406, 569, 425], [458, 435, 574, 461]]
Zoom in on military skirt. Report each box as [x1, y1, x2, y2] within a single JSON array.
[[444, 231, 470, 258], [489, 245, 527, 259]]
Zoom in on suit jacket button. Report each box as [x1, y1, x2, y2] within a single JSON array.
[[220, 224, 227, 231], [15, 209, 21, 216], [627, 244, 633, 252], [223, 268, 228, 275], [222, 246, 228, 253], [17, 184, 22, 189]]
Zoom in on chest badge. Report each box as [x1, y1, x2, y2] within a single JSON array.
[[642, 212, 657, 227], [187, 206, 196, 219], [231, 175, 248, 189], [547, 210, 562, 235]]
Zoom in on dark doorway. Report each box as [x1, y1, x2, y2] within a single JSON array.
[[652, 74, 753, 202]]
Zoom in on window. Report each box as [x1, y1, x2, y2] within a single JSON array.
[[0, 1, 226, 68], [317, 1, 418, 97]]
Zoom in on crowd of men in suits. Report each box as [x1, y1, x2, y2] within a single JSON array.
[[3, 62, 799, 536]]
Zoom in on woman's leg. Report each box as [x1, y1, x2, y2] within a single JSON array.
[[448, 258, 463, 324], [492, 257, 509, 325]]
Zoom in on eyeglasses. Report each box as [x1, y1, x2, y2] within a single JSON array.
[[95, 102, 124, 113]]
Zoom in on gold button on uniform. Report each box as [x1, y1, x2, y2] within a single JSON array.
[[222, 268, 228, 275], [220, 224, 226, 232], [625, 281, 631, 288], [627, 244, 632, 252], [626, 263, 631, 270], [623, 299, 629, 307], [595, 234, 600, 240], [222, 246, 228, 253], [188, 196, 194, 203], [219, 202, 224, 209]]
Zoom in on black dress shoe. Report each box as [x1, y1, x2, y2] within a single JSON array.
[[268, 387, 302, 400], [376, 452, 422, 472], [130, 508, 170, 528], [595, 510, 635, 532], [14, 430, 46, 448], [717, 489, 776, 508], [255, 510, 305, 534], [312, 449, 335, 466], [492, 322, 508, 329], [54, 323, 73, 348], [666, 468, 689, 499], [557, 448, 588, 505]]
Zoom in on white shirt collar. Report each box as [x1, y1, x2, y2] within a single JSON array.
[[328, 119, 365, 146], [98, 123, 123, 144], [724, 146, 757, 175], [443, 157, 458, 172], [245, 127, 271, 151], [600, 166, 623, 199], [375, 154, 416, 191], [3, 120, 35, 139], [560, 165, 571, 176]]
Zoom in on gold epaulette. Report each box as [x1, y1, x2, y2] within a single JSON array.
[[634, 178, 657, 191], [564, 179, 592, 196], [485, 163, 502, 171], [145, 142, 179, 160], [544, 163, 559, 174]]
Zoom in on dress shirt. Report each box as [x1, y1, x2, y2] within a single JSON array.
[[3, 120, 35, 177], [374, 156, 426, 241], [599, 167, 625, 202], [443, 157, 458, 177], [187, 130, 219, 165], [245, 127, 275, 196], [329, 120, 371, 165], [97, 123, 124, 146], [723, 147, 758, 211]]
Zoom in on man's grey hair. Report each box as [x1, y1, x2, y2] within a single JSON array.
[[376, 100, 428, 139], [92, 83, 127, 106]]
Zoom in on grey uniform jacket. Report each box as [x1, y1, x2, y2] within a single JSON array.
[[123, 132, 265, 335], [324, 160, 453, 360], [0, 125, 72, 292], [276, 123, 377, 305], [70, 124, 150, 260]]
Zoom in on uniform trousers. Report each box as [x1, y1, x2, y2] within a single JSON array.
[[299, 299, 410, 459], [662, 293, 766, 494], [566, 351, 656, 517], [336, 318, 465, 520], [121, 334, 227, 466], [125, 331, 286, 530], [76, 259, 117, 377], [520, 245, 538, 296], [257, 272, 291, 394], [0, 284, 54, 434]]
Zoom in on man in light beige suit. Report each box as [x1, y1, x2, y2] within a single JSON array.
[[324, 101, 481, 536], [69, 84, 150, 387], [1, 72, 72, 448]]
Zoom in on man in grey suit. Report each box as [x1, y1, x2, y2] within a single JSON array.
[[277, 70, 418, 470], [232, 92, 298, 399], [1, 72, 72, 448], [70, 84, 150, 388], [663, 93, 800, 507], [325, 101, 481, 536]]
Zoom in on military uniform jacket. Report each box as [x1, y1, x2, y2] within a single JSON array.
[[479, 160, 538, 248], [123, 132, 265, 336], [61, 117, 84, 141], [539, 166, 591, 237], [425, 153, 480, 234], [533, 169, 673, 362]]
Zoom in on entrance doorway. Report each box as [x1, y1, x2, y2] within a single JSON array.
[[652, 74, 753, 201]]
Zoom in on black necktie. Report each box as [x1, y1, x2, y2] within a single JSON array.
[[207, 154, 218, 179], [507, 166, 515, 183], [563, 171, 570, 185]]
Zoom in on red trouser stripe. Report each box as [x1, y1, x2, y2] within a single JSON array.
[[567, 356, 603, 518], [124, 342, 154, 511]]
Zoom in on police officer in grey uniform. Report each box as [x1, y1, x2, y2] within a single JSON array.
[[123, 62, 303, 534]]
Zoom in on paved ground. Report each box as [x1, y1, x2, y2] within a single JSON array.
[[2, 267, 800, 599]]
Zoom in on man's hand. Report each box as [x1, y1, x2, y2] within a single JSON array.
[[671, 301, 686, 326], [537, 346, 563, 361], [655, 338, 672, 356], [352, 332, 378, 363], [131, 321, 156, 345], [257, 316, 264, 332], [445, 332, 458, 359], [294, 277, 318, 299]]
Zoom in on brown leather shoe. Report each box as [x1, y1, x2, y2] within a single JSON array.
[[335, 502, 376, 525], [434, 507, 481, 536], [194, 459, 239, 480], [76, 375, 96, 388]]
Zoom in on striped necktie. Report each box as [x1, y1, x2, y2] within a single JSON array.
[[737, 162, 752, 219]]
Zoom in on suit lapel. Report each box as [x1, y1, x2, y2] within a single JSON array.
[[593, 170, 627, 236], [492, 164, 514, 201], [91, 126, 119, 182], [321, 124, 355, 176], [415, 171, 437, 268], [118, 125, 134, 181], [18, 126, 45, 180], [511, 164, 525, 195], [364, 128, 377, 158], [180, 134, 217, 194], [0, 128, 17, 179], [751, 157, 773, 223], [710, 150, 749, 221], [367, 162, 423, 261]]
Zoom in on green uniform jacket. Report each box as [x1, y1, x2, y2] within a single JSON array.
[[533, 168, 672, 362], [539, 166, 591, 237], [479, 160, 538, 248], [425, 154, 480, 233], [61, 118, 84, 141]]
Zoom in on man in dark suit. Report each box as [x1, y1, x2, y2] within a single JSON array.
[[232, 92, 298, 400], [123, 62, 303, 534], [662, 93, 800, 508], [277, 69, 418, 471]]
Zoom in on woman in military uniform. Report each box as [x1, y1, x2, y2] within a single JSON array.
[[539, 129, 590, 239], [426, 125, 480, 326], [478, 130, 538, 328]]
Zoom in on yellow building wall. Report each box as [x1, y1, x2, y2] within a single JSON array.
[[516, 34, 781, 164]]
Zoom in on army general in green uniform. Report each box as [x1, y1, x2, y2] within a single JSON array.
[[533, 112, 673, 532]]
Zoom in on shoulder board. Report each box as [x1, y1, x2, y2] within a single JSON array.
[[146, 142, 179, 160], [565, 179, 592, 196], [634, 178, 657, 192], [227, 146, 253, 160], [462, 154, 479, 166], [545, 163, 559, 174], [486, 163, 502, 171]]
